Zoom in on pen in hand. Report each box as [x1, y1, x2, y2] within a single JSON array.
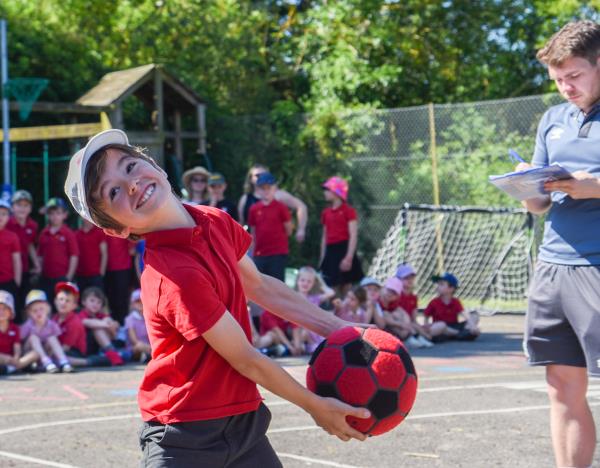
[[508, 149, 526, 164]]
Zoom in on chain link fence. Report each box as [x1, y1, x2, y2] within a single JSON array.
[[348, 93, 562, 261]]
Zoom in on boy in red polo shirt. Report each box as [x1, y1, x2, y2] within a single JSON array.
[[65, 130, 370, 467], [424, 273, 480, 342], [75, 217, 107, 293], [38, 198, 79, 303], [52, 282, 87, 366], [8, 190, 41, 316], [247, 172, 292, 282], [0, 200, 22, 312], [319, 176, 363, 294]]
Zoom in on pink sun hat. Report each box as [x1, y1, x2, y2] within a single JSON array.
[[322, 176, 349, 201]]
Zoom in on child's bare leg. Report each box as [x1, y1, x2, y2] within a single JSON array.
[[93, 329, 113, 349], [0, 353, 15, 365], [132, 342, 152, 360], [26, 335, 50, 363], [291, 327, 305, 355], [45, 336, 70, 364], [271, 327, 295, 354], [413, 322, 432, 340], [253, 331, 274, 349], [428, 322, 448, 337], [465, 311, 481, 334], [67, 356, 89, 367], [17, 350, 40, 369], [388, 325, 410, 340]]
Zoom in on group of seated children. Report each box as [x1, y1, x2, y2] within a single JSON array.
[[0, 282, 151, 375], [252, 263, 481, 356]]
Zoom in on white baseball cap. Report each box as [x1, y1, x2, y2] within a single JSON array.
[[0, 290, 15, 318], [64, 129, 129, 224]]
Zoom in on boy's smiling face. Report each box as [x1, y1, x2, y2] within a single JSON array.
[[93, 148, 171, 237]]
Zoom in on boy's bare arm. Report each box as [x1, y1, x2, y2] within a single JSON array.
[[203, 311, 369, 442], [239, 255, 360, 337]]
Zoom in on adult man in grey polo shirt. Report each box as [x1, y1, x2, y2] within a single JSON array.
[[517, 20, 600, 468]]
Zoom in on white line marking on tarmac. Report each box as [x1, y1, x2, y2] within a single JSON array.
[[0, 450, 79, 467], [62, 385, 89, 400], [0, 414, 139, 436], [4, 400, 600, 438], [277, 452, 365, 468], [0, 401, 137, 417]]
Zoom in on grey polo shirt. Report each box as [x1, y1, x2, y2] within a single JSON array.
[[532, 101, 600, 265]]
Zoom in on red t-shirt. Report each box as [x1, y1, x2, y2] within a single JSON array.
[[138, 205, 259, 424], [53, 312, 86, 355], [38, 225, 79, 279], [105, 236, 133, 271], [76, 227, 106, 277], [247, 200, 291, 257], [0, 228, 20, 282], [7, 217, 38, 272], [321, 203, 357, 245], [0, 323, 19, 355], [78, 309, 109, 321], [397, 292, 418, 319], [424, 297, 464, 324]]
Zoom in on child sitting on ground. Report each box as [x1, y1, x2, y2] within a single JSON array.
[[359, 276, 386, 329], [124, 289, 151, 363], [395, 264, 434, 347], [0, 290, 38, 375], [424, 273, 480, 342], [333, 286, 372, 325], [379, 277, 432, 348], [294, 266, 335, 354], [79, 286, 125, 365], [20, 290, 73, 373]]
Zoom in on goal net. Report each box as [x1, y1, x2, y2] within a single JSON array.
[[368, 204, 534, 314]]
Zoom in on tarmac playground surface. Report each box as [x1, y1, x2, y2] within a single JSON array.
[[2, 314, 600, 468]]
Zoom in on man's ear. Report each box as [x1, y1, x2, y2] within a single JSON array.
[[103, 227, 131, 239]]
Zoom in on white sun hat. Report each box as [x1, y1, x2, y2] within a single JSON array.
[[64, 129, 129, 224]]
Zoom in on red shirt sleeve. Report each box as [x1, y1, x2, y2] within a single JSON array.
[[423, 299, 436, 317], [280, 203, 291, 222], [345, 204, 358, 221], [159, 267, 227, 341], [223, 211, 252, 260], [65, 229, 80, 257], [10, 233, 20, 254], [453, 298, 464, 314]]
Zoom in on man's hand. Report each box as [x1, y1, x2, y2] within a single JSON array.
[[515, 162, 532, 172], [544, 171, 600, 199], [307, 396, 371, 442]]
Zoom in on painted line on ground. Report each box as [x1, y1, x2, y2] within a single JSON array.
[[277, 452, 365, 468], [62, 385, 89, 400], [0, 400, 136, 417], [4, 399, 600, 438], [0, 450, 79, 468]]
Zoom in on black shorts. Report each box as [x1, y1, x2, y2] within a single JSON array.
[[139, 403, 281, 468], [253, 255, 287, 282], [525, 261, 600, 376], [320, 240, 363, 287]]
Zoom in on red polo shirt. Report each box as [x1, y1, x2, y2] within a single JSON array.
[[138, 204, 259, 424], [0, 228, 20, 282], [424, 297, 464, 324], [38, 225, 79, 279], [0, 323, 19, 355], [321, 203, 357, 245], [7, 217, 38, 272], [76, 226, 106, 277], [53, 312, 86, 355], [397, 292, 418, 319], [106, 236, 133, 271], [247, 200, 291, 257]]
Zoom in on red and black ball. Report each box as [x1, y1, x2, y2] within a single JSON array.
[[306, 326, 418, 436]]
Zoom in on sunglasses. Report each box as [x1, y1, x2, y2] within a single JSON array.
[[191, 177, 207, 183]]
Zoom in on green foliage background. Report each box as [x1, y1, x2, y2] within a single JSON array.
[[2, 0, 599, 266]]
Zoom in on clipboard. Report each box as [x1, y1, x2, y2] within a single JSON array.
[[489, 163, 572, 201]]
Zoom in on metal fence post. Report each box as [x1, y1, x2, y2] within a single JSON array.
[[43, 141, 49, 204], [428, 103, 445, 273]]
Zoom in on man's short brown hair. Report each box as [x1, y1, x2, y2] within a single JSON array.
[[84, 144, 162, 240], [537, 20, 600, 66]]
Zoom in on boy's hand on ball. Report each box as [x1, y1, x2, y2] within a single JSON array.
[[309, 396, 370, 442]]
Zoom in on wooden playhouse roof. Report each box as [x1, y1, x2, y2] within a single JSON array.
[[76, 64, 204, 110]]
